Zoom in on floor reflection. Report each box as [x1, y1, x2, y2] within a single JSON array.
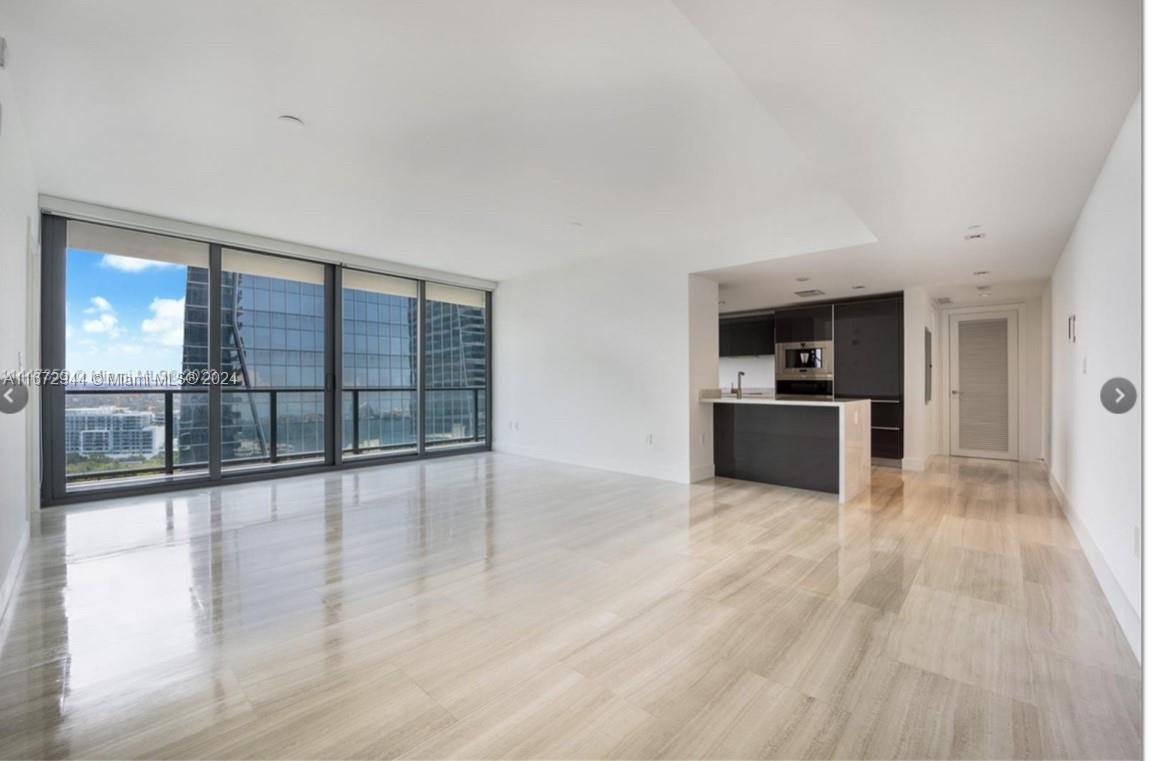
[[0, 453, 1142, 760]]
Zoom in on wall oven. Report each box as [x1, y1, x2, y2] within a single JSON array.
[[776, 340, 834, 381]]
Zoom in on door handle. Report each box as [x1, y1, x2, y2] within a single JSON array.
[[951, 389, 960, 395]]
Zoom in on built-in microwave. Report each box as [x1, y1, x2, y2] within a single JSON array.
[[776, 340, 834, 381]]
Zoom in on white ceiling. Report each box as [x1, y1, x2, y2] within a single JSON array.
[[0, 1, 1141, 289], [680, 0, 1141, 311], [0, 0, 871, 282]]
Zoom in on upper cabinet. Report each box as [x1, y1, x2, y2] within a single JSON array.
[[773, 305, 832, 344], [833, 296, 902, 399], [719, 315, 774, 356]]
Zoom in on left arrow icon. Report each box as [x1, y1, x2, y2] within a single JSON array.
[[0, 382, 28, 414]]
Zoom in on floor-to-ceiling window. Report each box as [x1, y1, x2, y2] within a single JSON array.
[[219, 250, 327, 471], [41, 216, 490, 503], [341, 270, 419, 456], [60, 222, 210, 488], [424, 284, 488, 449]]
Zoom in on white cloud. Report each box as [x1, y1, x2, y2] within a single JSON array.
[[82, 312, 120, 335], [85, 296, 114, 314], [141, 297, 186, 347], [81, 296, 122, 335], [100, 254, 176, 273]]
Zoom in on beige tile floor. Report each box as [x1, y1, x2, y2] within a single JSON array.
[[0, 453, 1142, 759]]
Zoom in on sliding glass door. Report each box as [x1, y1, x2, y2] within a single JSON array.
[[41, 216, 491, 504]]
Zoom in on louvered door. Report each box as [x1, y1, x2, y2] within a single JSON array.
[[950, 310, 1019, 460]]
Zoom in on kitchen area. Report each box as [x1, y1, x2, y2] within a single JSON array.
[[703, 293, 904, 502]]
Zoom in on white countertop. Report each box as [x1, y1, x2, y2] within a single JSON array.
[[700, 391, 869, 408]]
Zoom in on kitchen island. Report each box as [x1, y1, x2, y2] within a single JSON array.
[[702, 392, 871, 502]]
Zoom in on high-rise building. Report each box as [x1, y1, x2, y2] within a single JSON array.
[[341, 285, 418, 452], [176, 266, 210, 467], [424, 298, 486, 445], [64, 406, 158, 458]]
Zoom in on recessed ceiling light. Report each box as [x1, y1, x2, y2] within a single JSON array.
[[980, 292, 992, 298], [795, 277, 810, 282], [973, 270, 990, 276], [851, 285, 866, 290], [277, 114, 305, 127]]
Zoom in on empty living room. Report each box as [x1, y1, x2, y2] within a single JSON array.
[[0, 2, 1154, 760]]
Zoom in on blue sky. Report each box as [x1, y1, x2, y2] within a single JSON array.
[[66, 249, 189, 378]]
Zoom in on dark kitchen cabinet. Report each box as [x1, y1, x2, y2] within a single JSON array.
[[719, 315, 774, 357], [871, 426, 904, 460], [773, 305, 832, 344], [833, 295, 903, 460], [833, 297, 902, 399]]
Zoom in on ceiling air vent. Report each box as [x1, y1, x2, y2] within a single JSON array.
[[793, 289, 826, 298]]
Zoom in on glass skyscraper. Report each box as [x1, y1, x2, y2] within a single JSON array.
[[341, 284, 418, 453], [424, 298, 487, 446]]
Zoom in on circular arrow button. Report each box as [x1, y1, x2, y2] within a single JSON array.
[[0, 381, 28, 414], [1100, 378, 1137, 414]]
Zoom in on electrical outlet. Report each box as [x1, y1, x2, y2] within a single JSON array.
[[699, 432, 706, 446], [1082, 356, 1087, 375], [646, 433, 653, 445]]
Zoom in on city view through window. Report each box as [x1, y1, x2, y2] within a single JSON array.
[[59, 221, 488, 490]]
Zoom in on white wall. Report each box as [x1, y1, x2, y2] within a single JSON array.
[[688, 276, 719, 482], [1041, 288, 1052, 462], [717, 355, 775, 391], [0, 63, 38, 624], [1048, 94, 1141, 658], [493, 256, 697, 483], [902, 287, 930, 470], [1021, 294, 1045, 463], [925, 300, 941, 459]]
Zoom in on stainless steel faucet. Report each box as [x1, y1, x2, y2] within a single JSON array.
[[734, 371, 745, 399]]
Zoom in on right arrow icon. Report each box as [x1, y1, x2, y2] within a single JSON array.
[[1101, 378, 1137, 414]]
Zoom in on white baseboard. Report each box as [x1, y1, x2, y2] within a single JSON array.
[[0, 527, 30, 658], [901, 456, 928, 472], [491, 441, 692, 484], [1049, 472, 1141, 662], [689, 463, 716, 483]]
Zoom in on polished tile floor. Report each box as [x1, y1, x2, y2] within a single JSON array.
[[0, 454, 1141, 759]]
